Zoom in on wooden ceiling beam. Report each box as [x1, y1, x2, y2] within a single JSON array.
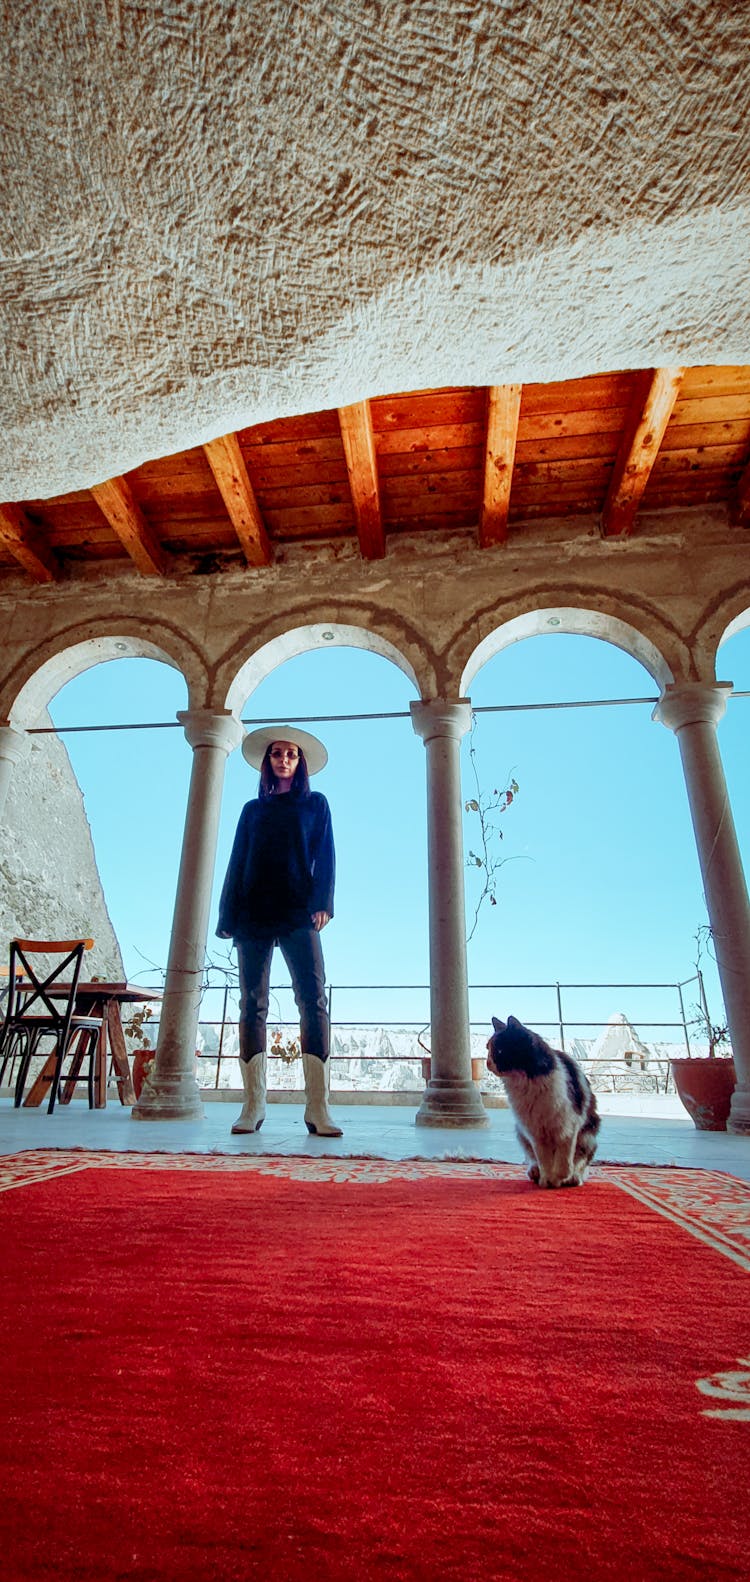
[[90, 475, 168, 575], [479, 384, 522, 547], [0, 503, 60, 582], [601, 367, 685, 537], [338, 400, 385, 560], [202, 432, 272, 565]]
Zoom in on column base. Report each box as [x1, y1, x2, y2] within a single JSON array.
[[415, 1077, 490, 1128], [727, 1085, 750, 1135], [131, 1072, 205, 1122]]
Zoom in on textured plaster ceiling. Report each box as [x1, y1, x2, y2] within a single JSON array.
[[2, 1, 750, 500]]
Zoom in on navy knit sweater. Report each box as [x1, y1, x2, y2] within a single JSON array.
[[217, 791, 335, 938]]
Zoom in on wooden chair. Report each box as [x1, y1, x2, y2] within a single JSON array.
[[4, 939, 104, 1113], [0, 961, 26, 1092]]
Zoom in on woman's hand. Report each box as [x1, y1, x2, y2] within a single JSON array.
[[311, 911, 330, 932]]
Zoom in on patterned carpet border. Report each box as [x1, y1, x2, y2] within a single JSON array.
[[1, 1149, 749, 1270]]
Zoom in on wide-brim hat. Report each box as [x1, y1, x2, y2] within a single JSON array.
[[241, 723, 328, 775]]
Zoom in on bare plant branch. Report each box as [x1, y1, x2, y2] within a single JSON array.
[[690, 926, 731, 1057], [464, 713, 524, 942]]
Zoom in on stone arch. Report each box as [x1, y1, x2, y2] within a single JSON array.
[[451, 596, 684, 699], [1, 620, 208, 727], [220, 619, 426, 716], [691, 585, 750, 679]]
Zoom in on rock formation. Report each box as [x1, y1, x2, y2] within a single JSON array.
[[0, 715, 124, 981], [2, 3, 749, 499]]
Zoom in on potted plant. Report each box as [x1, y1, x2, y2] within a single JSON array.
[[670, 1029, 736, 1131], [670, 948, 736, 1129], [269, 1028, 301, 1069], [126, 998, 202, 1098], [131, 1046, 155, 1099], [124, 1005, 156, 1100], [418, 1030, 485, 1086]]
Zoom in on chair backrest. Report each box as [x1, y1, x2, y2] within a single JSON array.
[[0, 962, 24, 1007], [5, 939, 94, 1035]]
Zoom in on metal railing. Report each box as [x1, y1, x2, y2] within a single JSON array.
[[140, 972, 712, 1091]]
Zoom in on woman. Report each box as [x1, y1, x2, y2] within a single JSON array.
[[216, 724, 341, 1137]]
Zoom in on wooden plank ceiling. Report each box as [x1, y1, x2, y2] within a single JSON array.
[[2, 366, 750, 582]]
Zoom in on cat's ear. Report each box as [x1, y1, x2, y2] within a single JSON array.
[[491, 1016, 504, 1033], [507, 1014, 521, 1030]]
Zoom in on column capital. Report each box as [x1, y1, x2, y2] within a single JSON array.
[[177, 709, 244, 754], [410, 698, 473, 745], [653, 682, 732, 734], [0, 722, 30, 766]]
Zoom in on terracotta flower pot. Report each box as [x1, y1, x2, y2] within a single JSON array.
[[421, 1056, 485, 1084], [131, 1048, 155, 1100], [669, 1057, 736, 1131], [132, 1048, 201, 1099]]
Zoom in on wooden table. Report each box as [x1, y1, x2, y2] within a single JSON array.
[[22, 982, 163, 1109]]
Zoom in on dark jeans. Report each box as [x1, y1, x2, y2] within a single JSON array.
[[237, 927, 330, 1061]]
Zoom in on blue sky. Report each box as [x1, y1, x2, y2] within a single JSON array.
[[47, 625, 750, 1047]]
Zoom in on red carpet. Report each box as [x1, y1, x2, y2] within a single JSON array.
[[1, 1152, 749, 1581]]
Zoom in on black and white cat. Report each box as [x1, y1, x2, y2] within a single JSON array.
[[487, 1014, 600, 1188]]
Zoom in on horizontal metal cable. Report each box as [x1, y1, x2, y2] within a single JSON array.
[[25, 690, 750, 735]]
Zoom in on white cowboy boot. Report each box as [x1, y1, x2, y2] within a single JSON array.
[[302, 1052, 343, 1137], [231, 1051, 267, 1134]]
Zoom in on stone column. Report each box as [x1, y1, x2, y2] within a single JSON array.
[[132, 708, 243, 1122], [410, 699, 488, 1127], [0, 723, 29, 820], [654, 682, 750, 1134]]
